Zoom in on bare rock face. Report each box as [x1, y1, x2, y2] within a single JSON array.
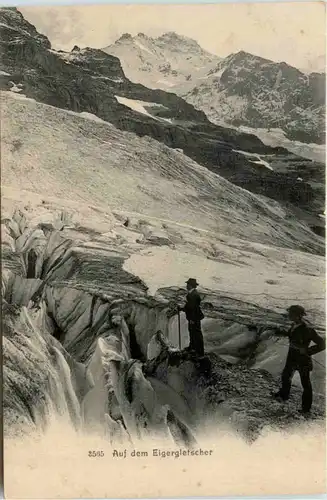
[[2, 208, 200, 445]]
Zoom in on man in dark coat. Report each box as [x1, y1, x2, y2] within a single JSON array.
[[273, 305, 325, 414], [178, 278, 205, 356]]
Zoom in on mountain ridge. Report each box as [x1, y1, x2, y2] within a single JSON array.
[[102, 30, 220, 92], [1, 8, 326, 482], [103, 31, 325, 144], [0, 7, 325, 233]]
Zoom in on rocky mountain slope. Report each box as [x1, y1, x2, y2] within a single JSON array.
[[104, 32, 325, 145], [182, 51, 325, 144], [2, 198, 325, 497], [0, 7, 324, 232], [2, 8, 325, 494], [103, 31, 220, 91]]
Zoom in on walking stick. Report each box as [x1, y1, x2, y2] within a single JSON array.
[[177, 308, 181, 350]]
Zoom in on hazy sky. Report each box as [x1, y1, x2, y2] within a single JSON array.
[[21, 2, 326, 71]]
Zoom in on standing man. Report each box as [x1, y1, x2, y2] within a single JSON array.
[[178, 278, 205, 356], [273, 305, 325, 415]]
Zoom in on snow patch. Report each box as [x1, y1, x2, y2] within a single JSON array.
[[91, 75, 123, 83], [124, 245, 324, 302], [50, 50, 84, 65], [249, 158, 273, 171], [115, 95, 155, 119]]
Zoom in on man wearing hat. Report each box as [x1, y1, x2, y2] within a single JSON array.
[[178, 278, 205, 356], [273, 305, 325, 414]]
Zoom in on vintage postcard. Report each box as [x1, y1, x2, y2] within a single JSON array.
[[1, 1, 326, 498]]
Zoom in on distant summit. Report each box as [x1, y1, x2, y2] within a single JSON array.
[[104, 32, 325, 144], [116, 33, 133, 42]]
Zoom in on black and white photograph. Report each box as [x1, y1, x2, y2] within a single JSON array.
[[1, 2, 326, 497]]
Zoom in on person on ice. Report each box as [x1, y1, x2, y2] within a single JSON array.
[[273, 305, 325, 415], [178, 278, 205, 356]]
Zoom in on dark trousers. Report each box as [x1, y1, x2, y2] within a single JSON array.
[[278, 360, 313, 412], [188, 320, 204, 356]]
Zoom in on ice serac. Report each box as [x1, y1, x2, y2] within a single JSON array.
[[2, 301, 93, 436], [182, 51, 325, 144]]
